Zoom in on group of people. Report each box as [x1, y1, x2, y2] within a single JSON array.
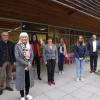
[[0, 31, 100, 100]]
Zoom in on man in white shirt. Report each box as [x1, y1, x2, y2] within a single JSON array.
[[93, 40, 96, 52], [87, 35, 100, 73]]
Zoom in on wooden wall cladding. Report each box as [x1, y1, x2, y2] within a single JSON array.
[[0, 0, 100, 32]]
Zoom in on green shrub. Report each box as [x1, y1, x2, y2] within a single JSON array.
[[96, 68, 100, 73]]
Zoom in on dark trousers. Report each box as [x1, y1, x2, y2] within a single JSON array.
[[90, 53, 98, 72], [46, 59, 56, 82], [20, 70, 30, 97], [33, 57, 41, 78], [58, 53, 64, 71]]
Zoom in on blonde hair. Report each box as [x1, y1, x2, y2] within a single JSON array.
[[18, 32, 30, 49]]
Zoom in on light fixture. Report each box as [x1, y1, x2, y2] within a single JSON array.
[[40, 28, 47, 31]]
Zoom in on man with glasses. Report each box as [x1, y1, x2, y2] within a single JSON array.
[[0, 32, 15, 95]]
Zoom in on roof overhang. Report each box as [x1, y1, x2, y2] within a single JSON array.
[[0, 0, 100, 33]]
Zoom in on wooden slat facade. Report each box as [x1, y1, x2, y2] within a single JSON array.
[[0, 0, 100, 32]]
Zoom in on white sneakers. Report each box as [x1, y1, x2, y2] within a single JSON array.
[[62, 71, 64, 75], [81, 78, 85, 82], [76, 78, 80, 81], [76, 78, 85, 82], [59, 71, 64, 75], [21, 95, 33, 100], [26, 95, 33, 100], [59, 71, 62, 75], [21, 97, 25, 100]]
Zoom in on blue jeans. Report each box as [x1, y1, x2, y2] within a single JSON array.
[[75, 58, 84, 79]]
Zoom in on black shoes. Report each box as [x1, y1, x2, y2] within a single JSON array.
[[90, 70, 96, 74], [38, 77, 42, 80], [0, 89, 3, 95], [0, 87, 13, 95], [90, 71, 93, 73], [5, 87, 13, 91]]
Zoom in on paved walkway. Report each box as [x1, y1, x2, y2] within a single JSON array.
[[0, 56, 100, 100]]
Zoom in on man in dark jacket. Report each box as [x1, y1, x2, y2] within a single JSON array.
[[0, 32, 15, 95], [87, 34, 100, 73]]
